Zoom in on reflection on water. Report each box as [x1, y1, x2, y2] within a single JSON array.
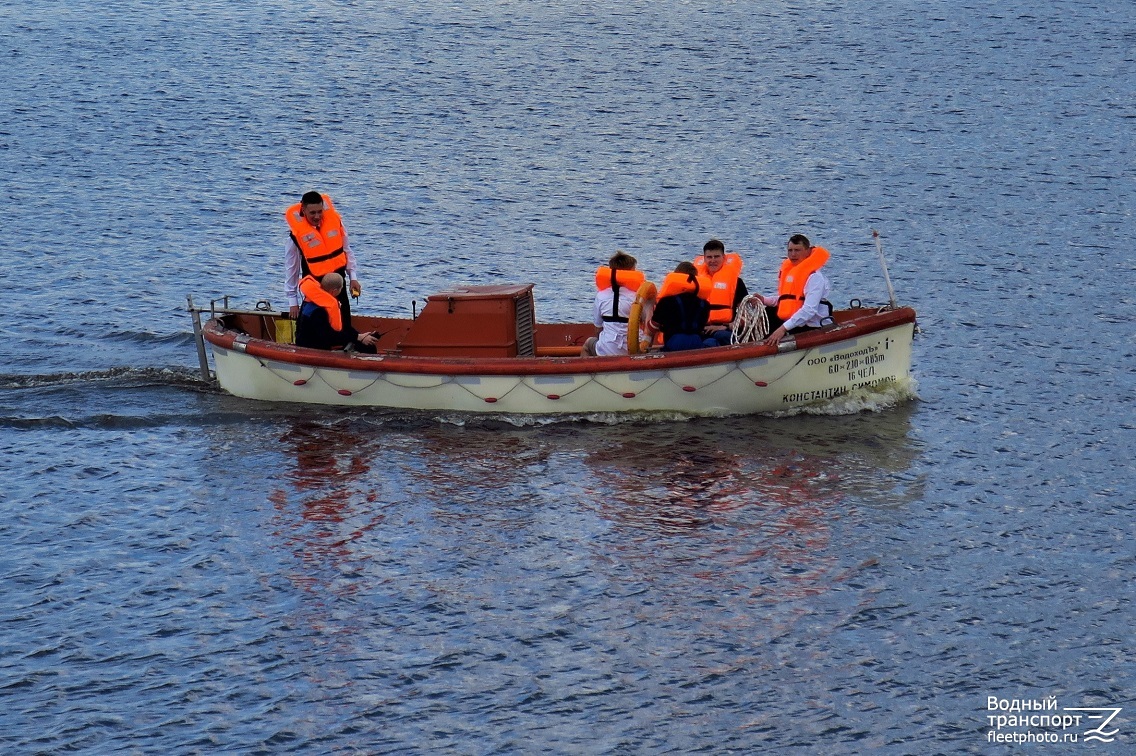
[[264, 409, 923, 616], [269, 419, 387, 601], [576, 415, 917, 604], [409, 423, 558, 515]]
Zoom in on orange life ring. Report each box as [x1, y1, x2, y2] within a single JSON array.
[[627, 281, 657, 354]]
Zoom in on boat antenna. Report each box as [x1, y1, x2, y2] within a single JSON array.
[[872, 229, 898, 310]]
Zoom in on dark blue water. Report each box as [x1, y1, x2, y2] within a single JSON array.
[[2, 1, 1133, 752]]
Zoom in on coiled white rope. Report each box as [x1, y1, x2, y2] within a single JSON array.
[[730, 294, 770, 344]]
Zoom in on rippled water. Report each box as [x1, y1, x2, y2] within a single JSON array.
[[3, 1, 1133, 752]]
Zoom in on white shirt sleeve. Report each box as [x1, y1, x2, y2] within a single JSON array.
[[285, 236, 303, 307], [342, 226, 359, 281]]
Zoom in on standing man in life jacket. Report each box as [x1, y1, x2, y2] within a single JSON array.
[[285, 191, 363, 325], [760, 234, 834, 346], [583, 251, 645, 356], [693, 239, 748, 347]]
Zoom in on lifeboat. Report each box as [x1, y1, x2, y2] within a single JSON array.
[[188, 283, 916, 416]]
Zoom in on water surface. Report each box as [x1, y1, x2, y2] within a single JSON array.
[[2, 0, 1133, 752]]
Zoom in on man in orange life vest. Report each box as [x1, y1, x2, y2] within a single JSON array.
[[285, 191, 363, 324], [294, 272, 379, 353], [693, 239, 748, 347], [759, 234, 834, 347]]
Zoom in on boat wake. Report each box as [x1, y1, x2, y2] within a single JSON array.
[[103, 329, 198, 346], [0, 366, 232, 431], [0, 367, 275, 431], [0, 366, 212, 391], [429, 410, 703, 428]]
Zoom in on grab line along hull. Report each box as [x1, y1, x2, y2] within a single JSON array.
[[203, 308, 916, 416]]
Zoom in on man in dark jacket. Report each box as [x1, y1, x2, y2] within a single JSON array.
[[294, 272, 379, 353], [649, 263, 718, 352]]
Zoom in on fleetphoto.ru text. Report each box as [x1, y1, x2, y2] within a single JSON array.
[[986, 695, 1123, 746]]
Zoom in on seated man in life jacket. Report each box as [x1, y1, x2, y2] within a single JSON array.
[[693, 239, 748, 347], [295, 272, 379, 353], [582, 251, 645, 357], [758, 234, 834, 347], [649, 262, 719, 352]]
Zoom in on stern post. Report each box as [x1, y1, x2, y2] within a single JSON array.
[[187, 295, 213, 381]]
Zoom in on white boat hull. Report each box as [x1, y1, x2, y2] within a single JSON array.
[[208, 321, 915, 416]]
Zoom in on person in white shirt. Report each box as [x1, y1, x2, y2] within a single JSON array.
[[760, 234, 834, 346], [583, 251, 641, 357]]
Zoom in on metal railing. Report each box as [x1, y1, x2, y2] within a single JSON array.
[[186, 295, 286, 381]]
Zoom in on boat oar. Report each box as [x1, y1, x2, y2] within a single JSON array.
[[872, 229, 898, 310]]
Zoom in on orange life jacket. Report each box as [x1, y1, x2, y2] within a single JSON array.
[[298, 275, 343, 332], [657, 271, 712, 300], [285, 194, 348, 278], [693, 252, 743, 324], [594, 266, 647, 323], [776, 246, 830, 320], [594, 266, 646, 293]]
